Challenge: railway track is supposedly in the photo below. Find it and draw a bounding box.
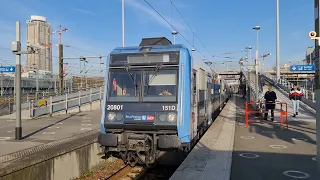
[105,165,146,180]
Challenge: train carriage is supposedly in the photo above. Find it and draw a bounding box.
[98,37,230,167]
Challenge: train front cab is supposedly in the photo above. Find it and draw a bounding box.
[98,45,192,167]
[98,44,231,166]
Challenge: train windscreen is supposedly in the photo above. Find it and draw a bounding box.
[108,71,141,102]
[143,69,177,102]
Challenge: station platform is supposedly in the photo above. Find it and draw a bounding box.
[170,96,236,180]
[0,110,101,163]
[170,90,317,179]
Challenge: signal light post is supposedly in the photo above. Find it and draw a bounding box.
[11,21,43,140]
[253,26,260,102]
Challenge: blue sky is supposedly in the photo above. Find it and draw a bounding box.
[0,0,315,75]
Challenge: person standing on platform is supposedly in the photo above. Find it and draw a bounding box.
[264,86,277,121]
[289,85,303,117]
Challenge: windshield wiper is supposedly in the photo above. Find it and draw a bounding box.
[124,66,135,83]
[124,66,137,96]
[145,64,162,95]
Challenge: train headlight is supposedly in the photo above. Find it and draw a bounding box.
[159,114,167,121]
[107,112,116,121]
[167,112,177,122]
[116,113,123,120]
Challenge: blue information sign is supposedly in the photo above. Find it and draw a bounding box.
[290,65,315,72]
[0,66,15,73]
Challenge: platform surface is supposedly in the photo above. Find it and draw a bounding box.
[170,96,236,180]
[0,110,101,157]
[230,86,317,180]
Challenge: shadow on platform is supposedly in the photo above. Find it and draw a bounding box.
[22,112,85,139]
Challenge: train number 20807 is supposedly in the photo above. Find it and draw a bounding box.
[106,105,123,110]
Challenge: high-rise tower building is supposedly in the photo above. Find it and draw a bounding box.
[26,15,52,72]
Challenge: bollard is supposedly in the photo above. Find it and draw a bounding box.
[79,91,81,112]
[30,100,34,118]
[8,97,11,114]
[90,89,92,110]
[50,96,53,116]
[65,93,68,114]
[99,87,102,109]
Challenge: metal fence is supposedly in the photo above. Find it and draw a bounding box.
[29,87,104,118]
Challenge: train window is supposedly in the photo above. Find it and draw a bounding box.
[193,72,196,94]
[143,70,177,102]
[198,90,205,108]
[199,69,206,90]
[108,71,141,102]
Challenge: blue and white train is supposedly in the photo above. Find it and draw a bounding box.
[98,37,231,167]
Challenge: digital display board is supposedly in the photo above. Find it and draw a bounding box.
[110,51,179,65]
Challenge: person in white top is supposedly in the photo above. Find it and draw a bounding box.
[289,85,303,117]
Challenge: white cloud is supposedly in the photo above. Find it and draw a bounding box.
[73,8,96,15]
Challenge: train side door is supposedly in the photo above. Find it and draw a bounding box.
[191,70,198,141]
[219,79,222,109]
[207,76,212,125]
[198,69,206,127]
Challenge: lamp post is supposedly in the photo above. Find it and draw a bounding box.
[253,26,260,102]
[261,53,271,74]
[276,0,280,82]
[11,21,45,140]
[122,0,125,47]
[245,46,252,63]
[172,31,178,44]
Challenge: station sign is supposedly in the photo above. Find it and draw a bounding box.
[0,66,15,73]
[290,65,315,72]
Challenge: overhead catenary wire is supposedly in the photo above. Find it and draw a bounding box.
[63,44,103,56]
[169,0,215,60]
[169,1,245,60]
[143,0,207,60]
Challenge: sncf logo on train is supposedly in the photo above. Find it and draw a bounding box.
[125,113,156,121]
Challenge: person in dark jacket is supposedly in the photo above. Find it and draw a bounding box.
[264,86,277,121]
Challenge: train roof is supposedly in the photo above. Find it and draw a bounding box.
[110,44,189,54]
[109,44,217,77]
